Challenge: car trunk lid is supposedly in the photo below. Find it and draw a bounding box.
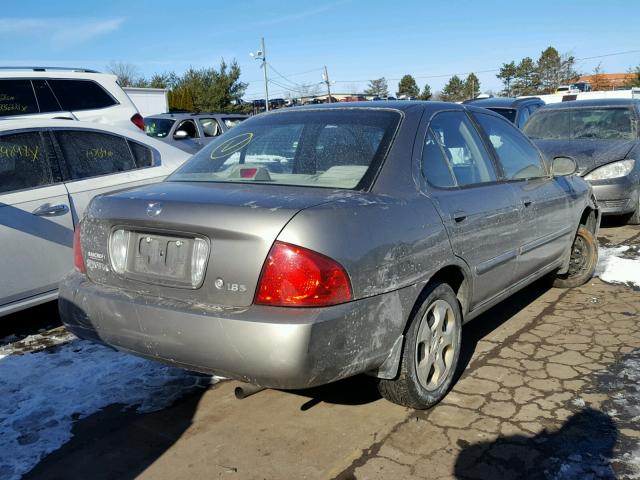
[81,181,334,307]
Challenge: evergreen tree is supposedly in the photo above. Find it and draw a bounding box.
[364,77,389,97]
[440,75,465,102]
[497,61,517,96]
[463,73,480,99]
[512,57,540,96]
[537,47,562,93]
[418,83,432,100]
[397,74,420,98]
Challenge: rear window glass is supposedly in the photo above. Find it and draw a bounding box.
[0,132,52,193]
[487,108,517,123]
[168,109,401,190]
[48,80,117,111]
[524,107,635,140]
[0,79,38,117]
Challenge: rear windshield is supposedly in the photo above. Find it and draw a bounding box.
[524,107,636,140]
[144,118,175,138]
[167,109,401,190]
[487,108,517,123]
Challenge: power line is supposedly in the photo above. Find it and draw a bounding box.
[242,48,640,99]
[265,62,305,88]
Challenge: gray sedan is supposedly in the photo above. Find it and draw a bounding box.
[524,99,640,224]
[59,102,599,409]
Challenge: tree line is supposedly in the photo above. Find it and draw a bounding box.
[365,46,640,103]
[107,60,249,112]
[109,46,640,113]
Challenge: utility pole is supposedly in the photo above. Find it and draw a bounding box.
[322,65,332,103]
[261,37,269,111]
[250,37,269,112]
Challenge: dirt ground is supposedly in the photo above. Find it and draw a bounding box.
[7,222,640,480]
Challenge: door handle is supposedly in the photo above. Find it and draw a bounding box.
[522,197,533,207]
[452,210,467,223]
[33,203,69,217]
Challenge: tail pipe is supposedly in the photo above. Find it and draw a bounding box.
[234,382,266,399]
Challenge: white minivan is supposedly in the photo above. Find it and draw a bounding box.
[0,67,145,132]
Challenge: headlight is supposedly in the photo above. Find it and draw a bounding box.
[585,159,635,180]
[109,229,130,274]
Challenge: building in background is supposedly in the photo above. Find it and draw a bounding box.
[123,87,169,116]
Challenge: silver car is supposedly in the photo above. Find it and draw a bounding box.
[0,119,189,316]
[59,102,599,409]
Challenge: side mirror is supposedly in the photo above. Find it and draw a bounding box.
[174,130,189,140]
[551,156,577,176]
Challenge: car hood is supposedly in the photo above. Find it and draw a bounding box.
[533,139,636,175]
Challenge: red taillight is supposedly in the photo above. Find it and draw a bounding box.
[255,241,352,307]
[73,223,86,273]
[131,113,144,130]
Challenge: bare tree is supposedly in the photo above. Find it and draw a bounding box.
[106,61,141,87]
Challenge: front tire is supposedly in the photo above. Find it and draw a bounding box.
[378,283,462,409]
[625,195,640,225]
[553,226,598,288]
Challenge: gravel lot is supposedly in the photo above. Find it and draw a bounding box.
[1,222,638,480]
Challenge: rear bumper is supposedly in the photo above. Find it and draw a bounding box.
[59,272,410,389]
[590,177,638,215]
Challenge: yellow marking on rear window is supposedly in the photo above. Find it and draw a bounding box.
[210,132,254,159]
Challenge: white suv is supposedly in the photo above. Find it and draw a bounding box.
[0,67,144,132]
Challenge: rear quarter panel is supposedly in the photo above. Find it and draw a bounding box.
[277,193,452,302]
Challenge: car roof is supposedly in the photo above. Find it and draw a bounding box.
[147,112,249,119]
[463,97,542,108]
[538,98,640,110]
[270,100,465,114]
[0,68,118,82]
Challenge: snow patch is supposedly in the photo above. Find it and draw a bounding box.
[0,339,213,480]
[595,246,640,288]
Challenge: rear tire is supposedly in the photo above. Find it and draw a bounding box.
[552,226,598,288]
[377,283,462,409]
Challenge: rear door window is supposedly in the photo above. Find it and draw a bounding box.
[429,111,498,186]
[0,79,38,117]
[175,119,199,138]
[474,112,546,179]
[199,118,222,137]
[55,130,137,180]
[48,80,117,111]
[32,80,62,113]
[421,130,456,188]
[0,132,52,193]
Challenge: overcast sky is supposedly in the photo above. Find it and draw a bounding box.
[1,0,638,99]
